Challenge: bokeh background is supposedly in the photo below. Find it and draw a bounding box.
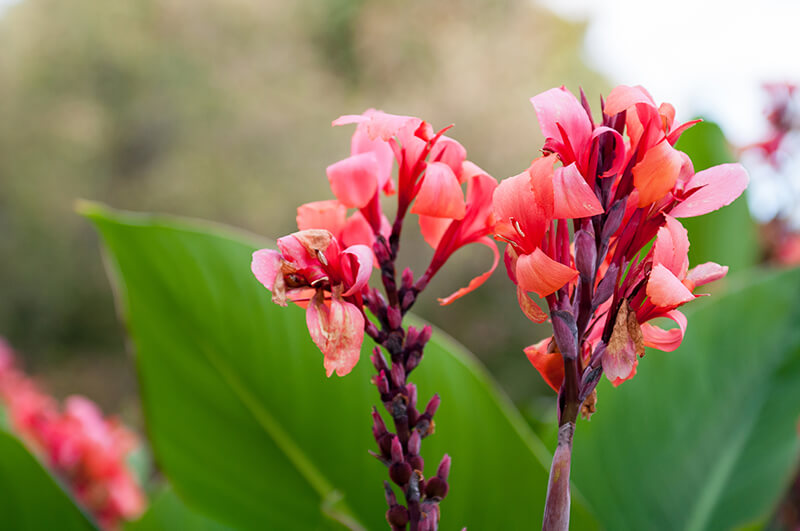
[1,1,799,524]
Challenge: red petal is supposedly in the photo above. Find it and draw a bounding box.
[524,338,563,392]
[670,163,749,218]
[646,263,695,308]
[653,215,690,278]
[516,248,578,297]
[306,295,364,377]
[326,153,379,208]
[552,163,604,218]
[437,237,499,305]
[633,140,684,207]
[641,310,687,352]
[493,163,550,252]
[410,162,466,219]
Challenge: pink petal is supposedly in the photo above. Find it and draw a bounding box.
[603,85,657,116]
[430,136,467,181]
[251,249,283,292]
[352,126,395,193]
[437,237,499,305]
[410,162,466,219]
[632,139,684,207]
[530,86,592,157]
[326,153,380,209]
[333,109,420,141]
[646,263,695,308]
[528,156,555,217]
[296,200,347,235]
[341,244,374,296]
[653,215,690,278]
[524,337,563,392]
[552,163,604,219]
[340,211,374,249]
[418,214,452,249]
[306,296,365,377]
[670,163,749,218]
[641,310,687,352]
[460,160,490,183]
[516,248,578,297]
[685,262,728,290]
[667,119,702,146]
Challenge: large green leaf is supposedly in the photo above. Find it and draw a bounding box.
[572,267,800,530]
[126,486,233,531]
[82,203,598,530]
[674,121,760,271]
[0,426,97,530]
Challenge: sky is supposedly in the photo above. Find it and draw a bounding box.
[538,0,800,145]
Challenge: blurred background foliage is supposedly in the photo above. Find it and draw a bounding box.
[0,0,607,413]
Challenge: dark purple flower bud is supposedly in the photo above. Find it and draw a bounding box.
[551,310,578,360]
[384,480,399,505]
[373,239,391,264]
[418,503,440,530]
[592,263,618,310]
[376,370,390,395]
[390,362,406,389]
[390,436,403,464]
[371,347,389,373]
[574,230,597,281]
[405,351,421,374]
[410,455,424,471]
[390,461,413,486]
[406,383,417,409]
[405,326,419,347]
[436,454,451,479]
[387,306,402,330]
[425,394,440,417]
[402,290,416,311]
[401,267,415,290]
[418,325,433,346]
[372,407,388,437]
[386,505,410,529]
[408,430,421,456]
[424,477,449,501]
[601,199,626,242]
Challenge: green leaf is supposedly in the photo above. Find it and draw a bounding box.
[674,121,760,271]
[572,267,800,530]
[126,486,233,531]
[0,426,97,530]
[81,203,598,530]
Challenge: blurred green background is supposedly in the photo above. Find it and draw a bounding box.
[0,0,606,415]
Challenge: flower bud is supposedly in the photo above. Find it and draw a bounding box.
[371,347,389,373]
[408,430,421,456]
[387,306,402,330]
[401,267,415,291]
[376,370,390,396]
[390,362,406,389]
[424,394,440,417]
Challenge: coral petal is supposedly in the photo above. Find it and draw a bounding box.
[633,140,684,207]
[438,237,499,305]
[654,215,690,278]
[531,87,592,156]
[517,286,547,323]
[552,163,604,218]
[341,244,374,296]
[296,200,347,234]
[647,264,695,308]
[685,262,728,289]
[524,338,563,392]
[410,162,466,219]
[641,310,687,351]
[604,85,656,116]
[516,248,578,297]
[307,296,364,377]
[251,249,283,292]
[418,215,452,249]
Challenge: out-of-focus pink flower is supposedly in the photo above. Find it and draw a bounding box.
[251,229,372,376]
[0,339,146,529]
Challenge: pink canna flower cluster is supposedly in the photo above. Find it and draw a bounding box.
[252,109,498,378]
[0,338,146,530]
[493,85,748,394]
[251,109,499,530]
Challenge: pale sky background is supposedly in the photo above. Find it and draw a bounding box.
[537,0,800,146]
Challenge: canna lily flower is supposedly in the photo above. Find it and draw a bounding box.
[296,199,388,251]
[492,154,603,313]
[416,163,500,304]
[251,229,373,377]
